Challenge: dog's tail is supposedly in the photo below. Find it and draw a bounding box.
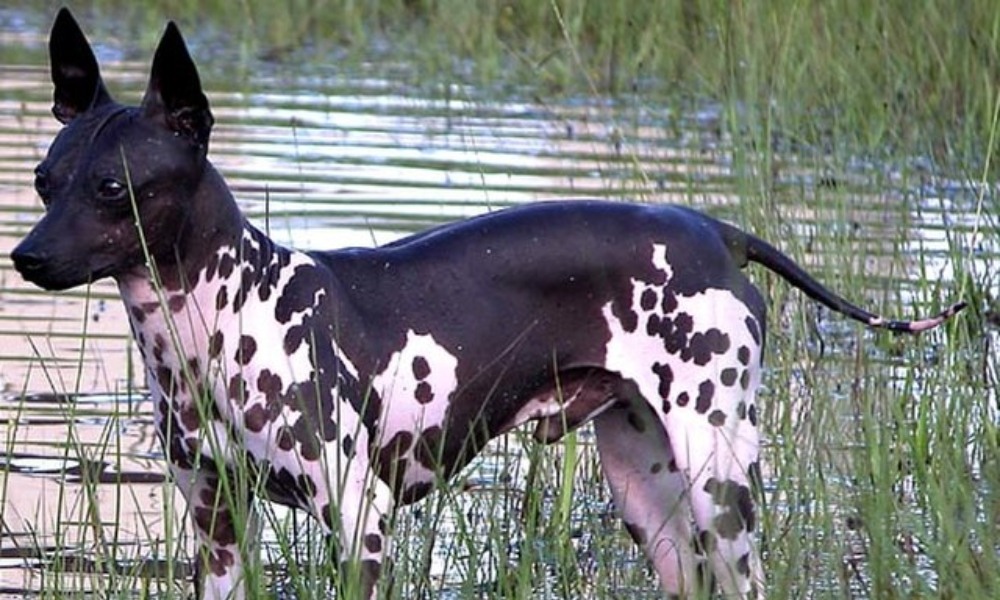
[715,219,966,333]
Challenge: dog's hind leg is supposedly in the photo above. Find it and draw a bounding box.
[656,352,765,598]
[594,398,704,596]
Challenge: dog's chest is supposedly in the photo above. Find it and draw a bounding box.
[119,237,371,487]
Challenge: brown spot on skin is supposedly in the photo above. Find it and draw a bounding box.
[244,403,268,433]
[708,409,726,426]
[218,253,236,279]
[167,294,186,313]
[411,356,431,380]
[737,553,751,576]
[215,286,228,311]
[275,425,295,451]
[640,288,657,311]
[209,331,224,358]
[736,401,747,420]
[186,358,201,379]
[193,507,237,548]
[695,380,714,413]
[414,381,434,404]
[235,335,257,365]
[298,433,322,462]
[141,301,159,314]
[257,369,283,404]
[703,477,755,538]
[676,392,690,407]
[206,547,235,577]
[364,533,382,554]
[155,366,177,394]
[129,304,146,324]
[740,369,751,390]
[748,404,758,426]
[651,462,663,474]
[205,250,221,282]
[179,402,201,431]
[153,333,167,363]
[720,368,738,386]
[737,346,751,365]
[228,375,249,406]
[652,362,672,398]
[683,329,731,365]
[661,290,678,313]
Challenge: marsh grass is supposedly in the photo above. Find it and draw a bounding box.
[2,0,998,598]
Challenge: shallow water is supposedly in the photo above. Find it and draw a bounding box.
[0,6,996,599]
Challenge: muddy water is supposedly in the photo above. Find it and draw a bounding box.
[0,8,994,599]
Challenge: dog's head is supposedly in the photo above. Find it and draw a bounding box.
[10,8,215,291]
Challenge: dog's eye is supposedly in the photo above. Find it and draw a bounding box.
[97,177,127,201]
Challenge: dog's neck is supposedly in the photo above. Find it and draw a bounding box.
[115,163,291,380]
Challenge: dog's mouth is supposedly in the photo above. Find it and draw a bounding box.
[10,248,111,291]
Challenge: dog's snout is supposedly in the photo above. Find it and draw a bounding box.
[10,244,48,274]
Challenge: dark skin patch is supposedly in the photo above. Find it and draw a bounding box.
[639,288,657,311]
[720,368,738,386]
[208,330,224,358]
[682,328,731,366]
[737,345,751,365]
[167,294,186,312]
[206,547,235,578]
[695,380,715,413]
[676,391,690,407]
[129,304,146,323]
[227,374,249,406]
[414,381,434,404]
[235,334,257,365]
[652,362,672,398]
[364,533,382,554]
[708,409,727,426]
[737,552,751,577]
[411,356,431,380]
[215,285,228,310]
[703,477,755,539]
[748,404,758,426]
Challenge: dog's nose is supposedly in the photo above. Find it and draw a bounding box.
[10,246,48,274]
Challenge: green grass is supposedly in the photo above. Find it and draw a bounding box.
[1,0,998,598]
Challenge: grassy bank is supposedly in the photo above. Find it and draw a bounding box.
[15,0,999,176]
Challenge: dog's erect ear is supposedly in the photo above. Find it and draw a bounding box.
[141,22,214,148]
[49,8,113,124]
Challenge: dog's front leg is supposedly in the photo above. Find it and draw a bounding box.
[172,464,258,600]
